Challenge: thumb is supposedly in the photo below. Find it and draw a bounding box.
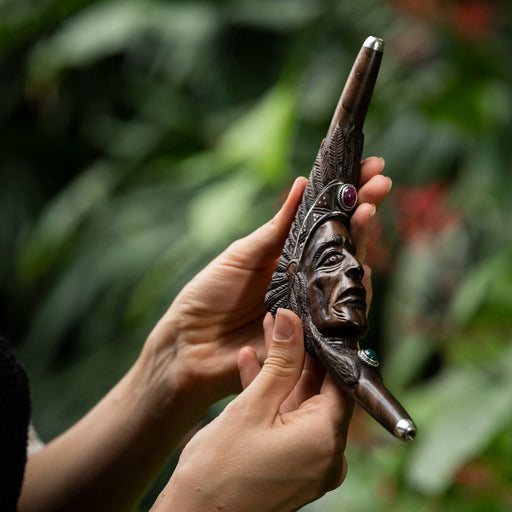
[248,309,305,415]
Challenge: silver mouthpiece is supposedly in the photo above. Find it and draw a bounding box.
[363,36,385,52]
[394,418,417,442]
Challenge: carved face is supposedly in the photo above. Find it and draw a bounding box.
[301,218,367,339]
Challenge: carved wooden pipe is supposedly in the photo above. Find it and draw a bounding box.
[265,37,416,441]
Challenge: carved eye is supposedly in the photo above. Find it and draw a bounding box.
[317,251,344,269]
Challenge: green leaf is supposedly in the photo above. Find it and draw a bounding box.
[188,170,261,250]
[18,161,123,280]
[27,0,218,85]
[218,82,297,184]
[406,344,512,495]
[449,252,512,327]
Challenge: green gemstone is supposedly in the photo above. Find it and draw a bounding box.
[358,348,380,367]
[363,348,378,363]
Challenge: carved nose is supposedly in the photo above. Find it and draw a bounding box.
[346,256,364,280]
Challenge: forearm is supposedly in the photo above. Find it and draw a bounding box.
[18,354,205,512]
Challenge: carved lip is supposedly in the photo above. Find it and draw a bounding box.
[334,287,366,309]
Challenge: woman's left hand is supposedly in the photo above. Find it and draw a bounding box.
[140,157,390,416]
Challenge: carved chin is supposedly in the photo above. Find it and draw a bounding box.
[332,305,366,335]
[331,303,366,322]
[316,306,367,338]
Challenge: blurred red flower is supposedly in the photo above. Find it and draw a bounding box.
[393,181,461,244]
[453,459,496,489]
[455,0,494,40]
[391,0,446,19]
[366,214,393,274]
[390,0,495,41]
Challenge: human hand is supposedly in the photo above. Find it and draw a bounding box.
[152,309,353,512]
[140,157,390,415]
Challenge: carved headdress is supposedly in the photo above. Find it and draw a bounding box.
[265,121,362,321]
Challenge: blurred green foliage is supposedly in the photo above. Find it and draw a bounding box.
[1,0,512,510]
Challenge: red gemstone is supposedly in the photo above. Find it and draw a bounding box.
[343,186,357,208]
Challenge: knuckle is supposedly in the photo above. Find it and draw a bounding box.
[263,355,297,380]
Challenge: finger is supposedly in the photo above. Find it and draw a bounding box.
[278,392,298,414]
[225,177,308,269]
[278,357,326,413]
[362,264,373,316]
[320,374,355,430]
[247,309,305,415]
[263,312,274,354]
[265,311,308,413]
[357,174,392,209]
[238,346,262,389]
[359,156,385,187]
[294,354,326,405]
[350,203,376,262]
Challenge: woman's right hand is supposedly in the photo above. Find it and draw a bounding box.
[152,308,353,512]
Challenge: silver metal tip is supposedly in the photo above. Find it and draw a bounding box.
[363,36,385,52]
[394,419,417,442]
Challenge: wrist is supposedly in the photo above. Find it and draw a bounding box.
[152,462,227,512]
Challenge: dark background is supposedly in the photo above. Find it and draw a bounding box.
[1,1,512,510]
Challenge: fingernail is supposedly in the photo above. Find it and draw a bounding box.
[386,176,393,191]
[273,309,295,341]
[378,156,386,167]
[370,204,377,218]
